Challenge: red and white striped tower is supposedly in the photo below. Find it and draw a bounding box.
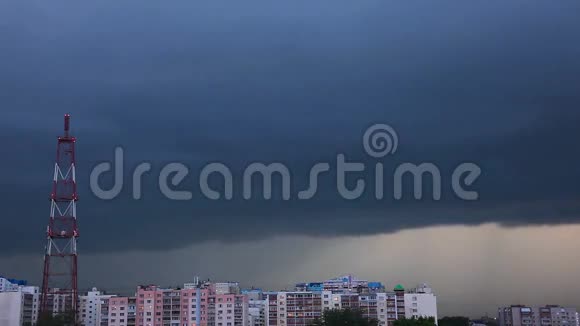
[40,114,79,321]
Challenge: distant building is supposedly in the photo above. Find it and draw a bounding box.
[214,283,241,295]
[274,276,437,326]
[242,289,263,301]
[107,296,137,326]
[100,297,112,326]
[79,288,117,326]
[404,284,437,322]
[245,290,266,326]
[0,280,40,326]
[43,289,75,318]
[295,275,385,294]
[498,305,579,326]
[320,287,406,326]
[266,291,323,326]
[0,277,27,293]
[135,282,249,326]
[0,291,24,326]
[265,283,412,326]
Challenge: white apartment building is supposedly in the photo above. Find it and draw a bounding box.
[79,287,117,326]
[404,284,437,322]
[0,278,20,293]
[0,284,40,326]
[0,291,23,326]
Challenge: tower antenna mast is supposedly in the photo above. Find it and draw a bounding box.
[40,114,79,323]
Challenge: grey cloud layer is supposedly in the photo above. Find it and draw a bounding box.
[0,0,579,255]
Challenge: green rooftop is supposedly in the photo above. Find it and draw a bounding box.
[394,284,405,291]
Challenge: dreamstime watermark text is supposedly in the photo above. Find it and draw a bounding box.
[90,124,481,201]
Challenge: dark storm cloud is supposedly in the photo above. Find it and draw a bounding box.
[0,0,579,255]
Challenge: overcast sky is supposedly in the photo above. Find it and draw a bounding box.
[0,0,579,317]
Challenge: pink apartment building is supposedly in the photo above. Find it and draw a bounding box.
[109,297,129,326]
[135,284,249,326]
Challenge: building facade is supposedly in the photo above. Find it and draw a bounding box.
[265,283,416,326]
[498,305,579,326]
[107,296,137,326]
[266,291,323,326]
[0,279,40,326]
[243,289,266,326]
[135,283,249,326]
[0,277,27,293]
[404,284,437,322]
[79,288,118,326]
[296,275,385,294]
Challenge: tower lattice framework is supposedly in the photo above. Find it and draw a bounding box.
[40,114,79,322]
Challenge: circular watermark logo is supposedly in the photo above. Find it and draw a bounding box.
[363,124,398,158]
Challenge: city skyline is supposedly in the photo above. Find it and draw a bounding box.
[1,274,442,326]
[4,223,580,317]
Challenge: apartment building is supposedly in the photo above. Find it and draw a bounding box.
[264,281,412,326]
[79,288,118,326]
[318,285,405,326]
[241,289,266,326]
[106,296,137,326]
[248,300,266,326]
[135,283,248,326]
[296,275,385,294]
[0,277,27,293]
[540,306,579,326]
[215,283,241,295]
[43,289,75,318]
[404,284,437,322]
[21,286,41,325]
[498,305,579,326]
[266,291,323,326]
[101,297,113,326]
[0,279,40,326]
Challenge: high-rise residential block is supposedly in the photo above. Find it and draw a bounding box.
[0,278,40,326]
[79,288,117,326]
[498,305,579,326]
[135,282,248,326]
[404,284,437,322]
